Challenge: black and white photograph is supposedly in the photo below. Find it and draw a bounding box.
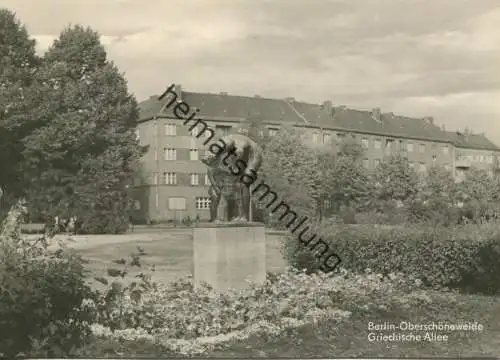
[1,0,500,358]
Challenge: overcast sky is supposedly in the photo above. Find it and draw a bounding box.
[4,0,500,143]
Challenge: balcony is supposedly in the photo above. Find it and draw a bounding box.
[455,159,471,169]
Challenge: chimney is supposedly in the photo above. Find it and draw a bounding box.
[254,94,261,98]
[174,84,182,102]
[371,107,381,122]
[285,97,295,102]
[219,92,228,95]
[322,100,332,113]
[423,116,434,125]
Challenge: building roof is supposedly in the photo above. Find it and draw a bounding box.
[138,87,495,146]
[289,101,448,142]
[445,131,500,151]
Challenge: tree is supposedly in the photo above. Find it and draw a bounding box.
[371,154,419,211]
[22,25,146,233]
[0,9,39,207]
[261,127,319,221]
[326,138,370,217]
[458,167,500,222]
[260,129,370,225]
[409,164,459,225]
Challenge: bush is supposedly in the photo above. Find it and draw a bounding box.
[283,222,500,295]
[0,201,96,358]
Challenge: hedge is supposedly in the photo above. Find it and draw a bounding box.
[283,223,500,295]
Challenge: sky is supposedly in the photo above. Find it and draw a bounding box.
[3,0,500,144]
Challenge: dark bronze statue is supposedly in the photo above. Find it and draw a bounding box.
[201,134,263,223]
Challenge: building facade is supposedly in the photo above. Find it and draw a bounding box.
[131,85,500,222]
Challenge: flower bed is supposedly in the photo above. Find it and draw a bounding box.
[88,268,427,355]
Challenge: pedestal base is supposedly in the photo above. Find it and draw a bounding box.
[193,222,266,292]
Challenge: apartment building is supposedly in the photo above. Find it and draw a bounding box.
[446,131,500,181]
[131,85,500,222]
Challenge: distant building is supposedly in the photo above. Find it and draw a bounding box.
[446,130,500,182]
[131,85,500,222]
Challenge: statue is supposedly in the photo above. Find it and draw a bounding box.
[201,134,263,223]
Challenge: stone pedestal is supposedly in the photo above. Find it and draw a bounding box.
[193,222,266,292]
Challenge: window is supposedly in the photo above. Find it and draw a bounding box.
[374,139,381,149]
[385,139,393,154]
[479,155,484,162]
[419,163,426,172]
[259,129,265,137]
[190,149,199,160]
[441,145,449,155]
[154,148,158,161]
[361,138,369,148]
[155,191,159,208]
[135,129,140,141]
[399,140,407,151]
[164,124,176,136]
[363,158,369,168]
[312,132,320,144]
[196,197,211,210]
[163,172,176,185]
[323,133,332,144]
[216,125,231,136]
[444,165,450,171]
[169,197,186,210]
[268,128,278,137]
[205,173,211,185]
[407,142,414,152]
[487,155,494,163]
[164,148,176,160]
[238,128,249,135]
[432,155,437,162]
[336,132,346,140]
[419,143,426,153]
[152,172,158,185]
[374,159,381,167]
[323,199,332,209]
[134,200,141,210]
[190,173,199,186]
[409,162,415,169]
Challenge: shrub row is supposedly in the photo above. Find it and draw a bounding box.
[284,222,500,295]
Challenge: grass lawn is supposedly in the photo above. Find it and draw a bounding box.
[208,292,500,358]
[64,228,286,288]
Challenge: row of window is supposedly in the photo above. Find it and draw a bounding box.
[135,197,212,211]
[456,153,494,163]
[139,123,280,139]
[155,148,200,161]
[150,172,211,186]
[158,146,493,165]
[138,126,496,166]
[311,132,451,155]
[362,159,451,172]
